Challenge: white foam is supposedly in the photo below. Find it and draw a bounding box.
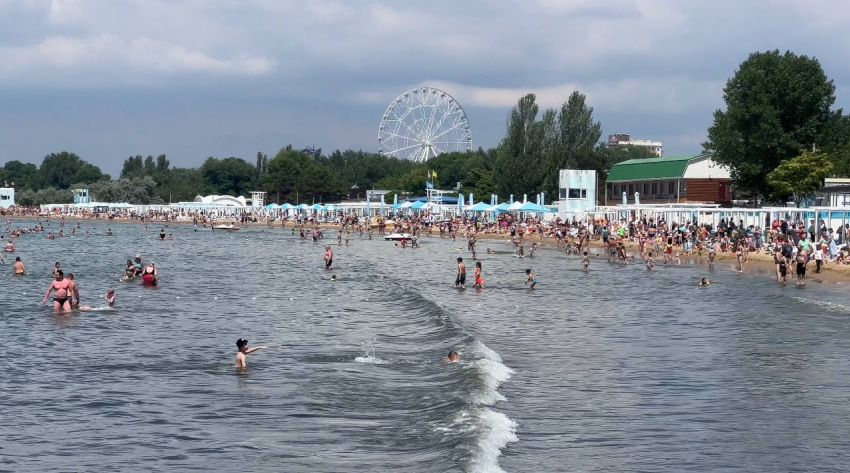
[468,408,519,473]
[354,355,387,364]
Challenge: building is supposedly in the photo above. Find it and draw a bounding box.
[558,170,597,216]
[818,178,850,207]
[250,191,267,208]
[73,188,90,204]
[0,187,15,208]
[605,154,731,205]
[607,133,663,157]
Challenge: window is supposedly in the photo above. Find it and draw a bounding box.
[559,188,567,199]
[628,184,634,194]
[568,189,581,199]
[643,183,648,195]
[581,189,587,198]
[0,195,8,200]
[668,181,675,195]
[613,185,618,194]
[652,182,657,195]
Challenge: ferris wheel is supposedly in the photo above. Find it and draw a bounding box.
[378,87,473,162]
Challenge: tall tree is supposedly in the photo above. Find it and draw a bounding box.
[201,157,256,196]
[543,91,602,196]
[36,152,107,189]
[495,94,546,198]
[704,50,838,202]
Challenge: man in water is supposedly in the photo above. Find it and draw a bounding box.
[525,269,537,289]
[13,256,26,275]
[159,229,166,240]
[66,273,80,309]
[454,257,466,288]
[235,338,266,368]
[43,270,72,312]
[444,351,460,363]
[324,245,333,270]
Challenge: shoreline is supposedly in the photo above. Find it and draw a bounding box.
[10,214,850,285]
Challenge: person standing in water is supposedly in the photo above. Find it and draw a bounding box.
[324,246,333,270]
[582,252,589,272]
[454,257,466,288]
[43,270,72,312]
[525,269,537,289]
[159,229,166,240]
[13,257,26,275]
[796,245,808,286]
[235,338,266,368]
[473,262,483,288]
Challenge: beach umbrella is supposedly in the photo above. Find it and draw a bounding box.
[325,205,338,212]
[507,201,523,212]
[400,201,414,209]
[393,194,398,206]
[380,194,385,215]
[312,203,324,211]
[458,194,464,213]
[280,203,293,210]
[622,192,627,205]
[469,202,490,212]
[410,201,426,210]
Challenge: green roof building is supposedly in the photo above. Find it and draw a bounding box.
[605,154,731,205]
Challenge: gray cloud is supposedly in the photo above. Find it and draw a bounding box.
[0,0,848,174]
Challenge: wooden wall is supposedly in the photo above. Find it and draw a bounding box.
[685,179,730,203]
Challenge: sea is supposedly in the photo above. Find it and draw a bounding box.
[1,219,850,472]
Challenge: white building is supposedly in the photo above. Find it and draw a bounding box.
[558,170,597,217]
[607,133,663,157]
[194,194,248,207]
[0,187,15,208]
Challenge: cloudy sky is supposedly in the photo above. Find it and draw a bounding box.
[1,0,849,175]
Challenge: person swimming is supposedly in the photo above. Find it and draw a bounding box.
[235,338,266,368]
[331,275,337,281]
[444,350,460,363]
[13,256,26,275]
[699,277,712,286]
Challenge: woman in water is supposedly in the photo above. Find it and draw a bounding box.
[141,262,158,286]
[43,270,72,312]
[473,262,484,288]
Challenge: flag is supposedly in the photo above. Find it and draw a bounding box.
[432,170,438,179]
[425,181,434,189]
[427,170,432,179]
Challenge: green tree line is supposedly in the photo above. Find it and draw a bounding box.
[6,49,850,208]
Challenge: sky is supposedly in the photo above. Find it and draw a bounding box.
[1,0,850,175]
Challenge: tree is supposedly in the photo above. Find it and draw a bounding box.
[1,160,38,189]
[767,150,833,207]
[201,157,256,196]
[120,155,145,179]
[542,91,602,196]
[704,50,838,202]
[495,94,548,198]
[157,167,207,203]
[35,152,107,190]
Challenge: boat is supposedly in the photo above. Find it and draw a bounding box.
[213,224,240,231]
[384,233,412,241]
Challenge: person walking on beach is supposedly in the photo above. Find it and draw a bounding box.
[324,245,333,270]
[454,257,466,288]
[235,338,266,368]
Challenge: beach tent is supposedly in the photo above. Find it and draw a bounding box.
[399,201,414,209]
[468,202,491,212]
[280,203,294,210]
[410,201,426,210]
[507,201,524,212]
[325,205,339,212]
[519,202,545,212]
[312,204,324,211]
[295,204,309,210]
[265,203,279,209]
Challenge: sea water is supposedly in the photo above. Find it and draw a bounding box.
[2,220,850,472]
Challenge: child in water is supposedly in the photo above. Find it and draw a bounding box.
[473,262,484,288]
[525,269,537,289]
[582,252,589,272]
[235,338,267,368]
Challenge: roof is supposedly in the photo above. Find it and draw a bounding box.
[606,154,705,182]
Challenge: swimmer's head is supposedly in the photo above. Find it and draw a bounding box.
[67,273,74,280]
[236,338,248,350]
[55,270,63,279]
[54,262,60,267]
[525,269,531,274]
[107,289,115,295]
[457,257,463,262]
[584,252,588,256]
[15,256,20,261]
[447,351,459,361]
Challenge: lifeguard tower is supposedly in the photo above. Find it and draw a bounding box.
[250,191,266,208]
[0,187,15,208]
[73,188,90,204]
